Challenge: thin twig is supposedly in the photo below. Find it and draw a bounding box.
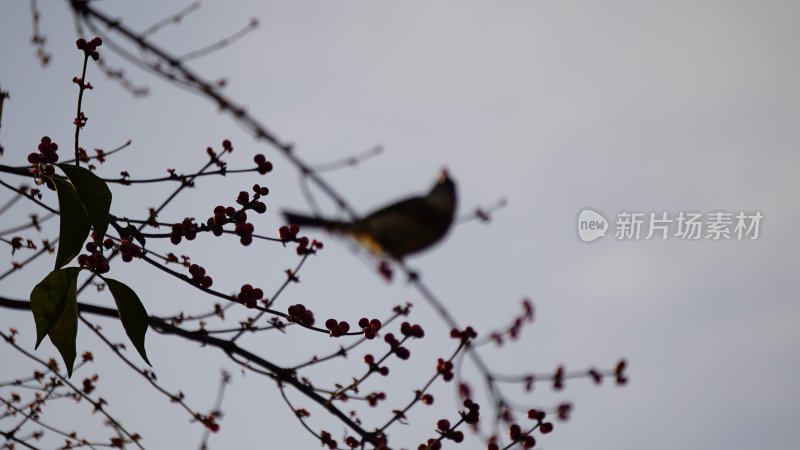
[73,52,91,166]
[142,2,201,38]
[179,18,258,62]
[29,0,51,66]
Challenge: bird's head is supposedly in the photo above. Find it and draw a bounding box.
[429,168,457,214]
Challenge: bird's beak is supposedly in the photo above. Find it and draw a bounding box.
[438,167,449,183]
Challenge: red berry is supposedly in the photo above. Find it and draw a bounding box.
[395,347,410,360]
[508,424,522,440]
[258,161,273,173]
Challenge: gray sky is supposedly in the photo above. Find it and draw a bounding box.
[1,1,799,449]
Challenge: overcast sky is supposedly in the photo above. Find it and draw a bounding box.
[1,1,799,449]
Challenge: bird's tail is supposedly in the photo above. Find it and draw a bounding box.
[283,211,348,230]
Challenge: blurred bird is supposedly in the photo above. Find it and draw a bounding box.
[283,170,457,260]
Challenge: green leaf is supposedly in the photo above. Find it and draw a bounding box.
[48,291,79,377]
[53,177,92,269]
[30,267,81,377]
[30,267,81,348]
[106,278,151,365]
[58,164,112,246]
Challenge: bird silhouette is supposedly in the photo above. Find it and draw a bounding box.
[283,170,457,260]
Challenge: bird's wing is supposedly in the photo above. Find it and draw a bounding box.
[283,211,349,230]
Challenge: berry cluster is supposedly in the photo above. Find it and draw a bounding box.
[384,333,411,360]
[208,207,235,235]
[420,392,435,405]
[113,238,143,263]
[233,215,255,245]
[484,409,554,450]
[436,358,454,382]
[278,225,299,242]
[171,218,198,245]
[206,140,232,169]
[81,375,98,395]
[449,326,478,342]
[296,237,312,255]
[358,317,382,339]
[417,402,479,449]
[236,284,264,308]
[77,242,109,274]
[82,378,95,395]
[27,136,59,165]
[527,408,547,422]
[188,264,213,288]
[363,354,389,376]
[27,136,59,179]
[287,304,315,326]
[462,399,480,424]
[202,184,269,246]
[198,414,220,433]
[75,37,102,60]
[324,318,351,337]
[419,438,442,450]
[301,238,322,255]
[319,431,337,449]
[236,188,268,213]
[400,321,425,339]
[435,419,465,444]
[507,424,537,448]
[279,225,323,255]
[253,154,273,174]
[365,391,386,407]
